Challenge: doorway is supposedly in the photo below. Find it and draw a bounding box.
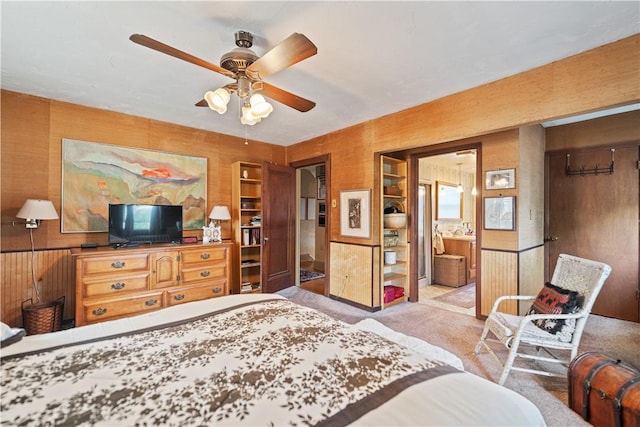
[415,149,478,316]
[291,155,331,296]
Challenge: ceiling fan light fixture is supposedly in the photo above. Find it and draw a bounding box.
[241,105,261,125]
[249,94,273,118]
[204,88,231,114]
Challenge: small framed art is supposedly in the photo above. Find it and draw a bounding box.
[340,189,371,238]
[484,196,516,231]
[485,168,516,190]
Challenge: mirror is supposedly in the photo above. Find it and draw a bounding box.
[436,181,463,220]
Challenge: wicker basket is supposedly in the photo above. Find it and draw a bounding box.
[22,296,64,336]
[434,255,466,287]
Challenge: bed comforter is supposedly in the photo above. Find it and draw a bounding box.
[1,294,545,426]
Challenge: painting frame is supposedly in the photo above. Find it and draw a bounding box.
[317,176,326,200]
[61,138,207,233]
[483,196,516,231]
[485,168,516,190]
[340,189,371,238]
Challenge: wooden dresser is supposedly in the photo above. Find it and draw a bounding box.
[72,243,232,326]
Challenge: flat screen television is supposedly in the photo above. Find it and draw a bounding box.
[108,204,183,246]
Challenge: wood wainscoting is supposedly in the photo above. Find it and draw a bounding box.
[1,249,75,327]
[329,242,381,309]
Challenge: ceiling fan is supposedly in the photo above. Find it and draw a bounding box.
[129,31,317,124]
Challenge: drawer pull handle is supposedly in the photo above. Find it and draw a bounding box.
[173,294,185,301]
[212,287,222,294]
[200,270,210,277]
[111,282,126,290]
[111,261,126,269]
[92,307,107,316]
[145,299,158,307]
[200,253,210,260]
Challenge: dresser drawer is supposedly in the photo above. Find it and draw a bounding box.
[181,264,227,284]
[180,246,228,266]
[80,253,150,276]
[82,291,163,324]
[82,273,149,298]
[166,280,227,306]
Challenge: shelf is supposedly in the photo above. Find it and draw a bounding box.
[384,295,407,308]
[233,161,263,294]
[383,272,406,282]
[380,155,408,310]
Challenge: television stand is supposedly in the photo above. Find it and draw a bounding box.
[72,243,232,326]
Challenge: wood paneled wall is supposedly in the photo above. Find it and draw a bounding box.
[1,249,74,326]
[1,91,287,326]
[1,90,287,253]
[480,250,518,315]
[329,242,380,308]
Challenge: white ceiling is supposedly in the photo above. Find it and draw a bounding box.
[2,1,638,147]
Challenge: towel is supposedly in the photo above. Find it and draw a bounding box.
[433,233,445,255]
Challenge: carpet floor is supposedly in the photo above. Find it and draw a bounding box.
[277,285,640,427]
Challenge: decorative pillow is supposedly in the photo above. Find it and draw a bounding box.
[1,322,26,347]
[527,282,579,341]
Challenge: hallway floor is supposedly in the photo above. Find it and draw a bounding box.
[418,283,475,316]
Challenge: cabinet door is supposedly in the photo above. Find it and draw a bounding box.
[151,252,179,288]
[469,241,477,282]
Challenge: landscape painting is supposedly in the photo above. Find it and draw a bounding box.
[62,139,207,232]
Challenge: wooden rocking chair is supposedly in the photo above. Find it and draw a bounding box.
[474,254,612,385]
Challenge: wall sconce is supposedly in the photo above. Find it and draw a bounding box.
[203,205,231,243]
[15,199,59,228]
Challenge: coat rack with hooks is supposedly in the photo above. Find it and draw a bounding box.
[565,148,615,176]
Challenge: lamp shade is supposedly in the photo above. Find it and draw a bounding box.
[209,205,231,220]
[249,94,273,118]
[16,199,59,220]
[204,88,231,114]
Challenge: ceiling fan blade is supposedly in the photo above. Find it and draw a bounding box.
[195,99,208,107]
[260,82,315,112]
[130,34,236,79]
[246,33,317,80]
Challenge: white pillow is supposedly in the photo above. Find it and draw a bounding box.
[1,322,26,347]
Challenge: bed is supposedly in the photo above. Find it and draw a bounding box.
[1,294,545,426]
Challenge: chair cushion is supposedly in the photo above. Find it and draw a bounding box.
[527,282,578,340]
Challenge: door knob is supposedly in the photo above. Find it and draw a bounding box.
[544,235,559,242]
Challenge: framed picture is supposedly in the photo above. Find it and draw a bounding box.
[318,214,326,227]
[317,177,326,200]
[62,138,207,232]
[485,168,516,190]
[340,189,371,238]
[484,196,516,230]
